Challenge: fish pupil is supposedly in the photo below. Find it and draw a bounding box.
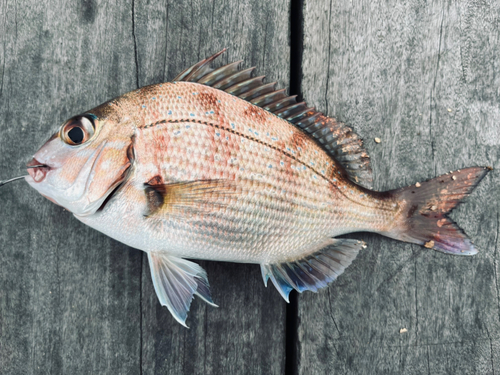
[68,127,84,144]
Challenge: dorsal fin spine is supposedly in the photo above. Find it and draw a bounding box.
[275,102,307,118]
[213,67,255,90]
[225,76,266,96]
[239,82,277,101]
[264,96,298,112]
[250,89,287,107]
[173,48,227,82]
[295,112,322,127]
[197,60,243,86]
[287,108,316,123]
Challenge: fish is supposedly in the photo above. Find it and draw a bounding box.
[10,49,490,327]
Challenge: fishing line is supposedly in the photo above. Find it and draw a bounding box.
[0,175,28,187]
[0,165,46,187]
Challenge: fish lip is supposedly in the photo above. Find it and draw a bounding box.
[27,158,51,183]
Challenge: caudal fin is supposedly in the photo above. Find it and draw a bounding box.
[387,167,491,255]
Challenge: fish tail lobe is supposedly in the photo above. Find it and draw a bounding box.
[385,166,491,255]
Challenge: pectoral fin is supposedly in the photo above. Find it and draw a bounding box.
[147,252,217,327]
[261,238,366,302]
[144,179,238,217]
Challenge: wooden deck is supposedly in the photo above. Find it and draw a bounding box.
[0,0,498,374]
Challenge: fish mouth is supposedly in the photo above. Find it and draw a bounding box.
[27,158,51,183]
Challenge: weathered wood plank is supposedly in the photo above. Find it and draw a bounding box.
[0,0,290,374]
[0,1,142,374]
[134,1,289,374]
[298,0,500,373]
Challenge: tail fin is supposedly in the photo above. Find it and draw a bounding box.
[386,167,491,255]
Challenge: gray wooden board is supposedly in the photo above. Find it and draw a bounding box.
[0,1,142,374]
[2,0,498,373]
[298,0,500,374]
[0,0,289,374]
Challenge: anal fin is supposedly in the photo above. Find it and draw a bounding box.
[261,238,366,302]
[147,252,217,327]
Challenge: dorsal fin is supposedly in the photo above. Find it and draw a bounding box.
[172,50,373,189]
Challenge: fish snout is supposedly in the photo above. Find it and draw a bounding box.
[27,158,51,183]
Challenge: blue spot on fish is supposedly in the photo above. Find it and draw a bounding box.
[178,96,182,99]
[190,113,195,117]
[240,167,244,171]
[231,123,235,129]
[254,132,259,136]
[272,137,278,141]
[142,105,146,108]
[280,161,284,166]
[185,125,190,129]
[167,110,172,115]
[192,92,198,95]
[268,164,272,169]
[215,132,220,137]
[210,110,214,114]
[152,97,156,100]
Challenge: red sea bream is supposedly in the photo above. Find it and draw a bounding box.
[23,50,490,326]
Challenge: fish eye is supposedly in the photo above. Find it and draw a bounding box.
[60,115,95,146]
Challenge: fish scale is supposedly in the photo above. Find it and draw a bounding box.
[21,50,490,326]
[75,82,394,266]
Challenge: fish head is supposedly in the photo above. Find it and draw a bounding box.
[26,109,133,216]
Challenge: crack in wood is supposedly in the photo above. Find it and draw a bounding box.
[132,0,139,89]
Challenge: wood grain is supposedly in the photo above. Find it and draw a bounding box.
[0,1,142,374]
[0,0,289,374]
[2,0,498,374]
[134,1,289,374]
[298,0,500,374]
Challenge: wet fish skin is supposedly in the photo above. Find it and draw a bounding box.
[70,82,394,263]
[22,53,490,326]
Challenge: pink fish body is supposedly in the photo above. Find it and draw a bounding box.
[25,51,490,326]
